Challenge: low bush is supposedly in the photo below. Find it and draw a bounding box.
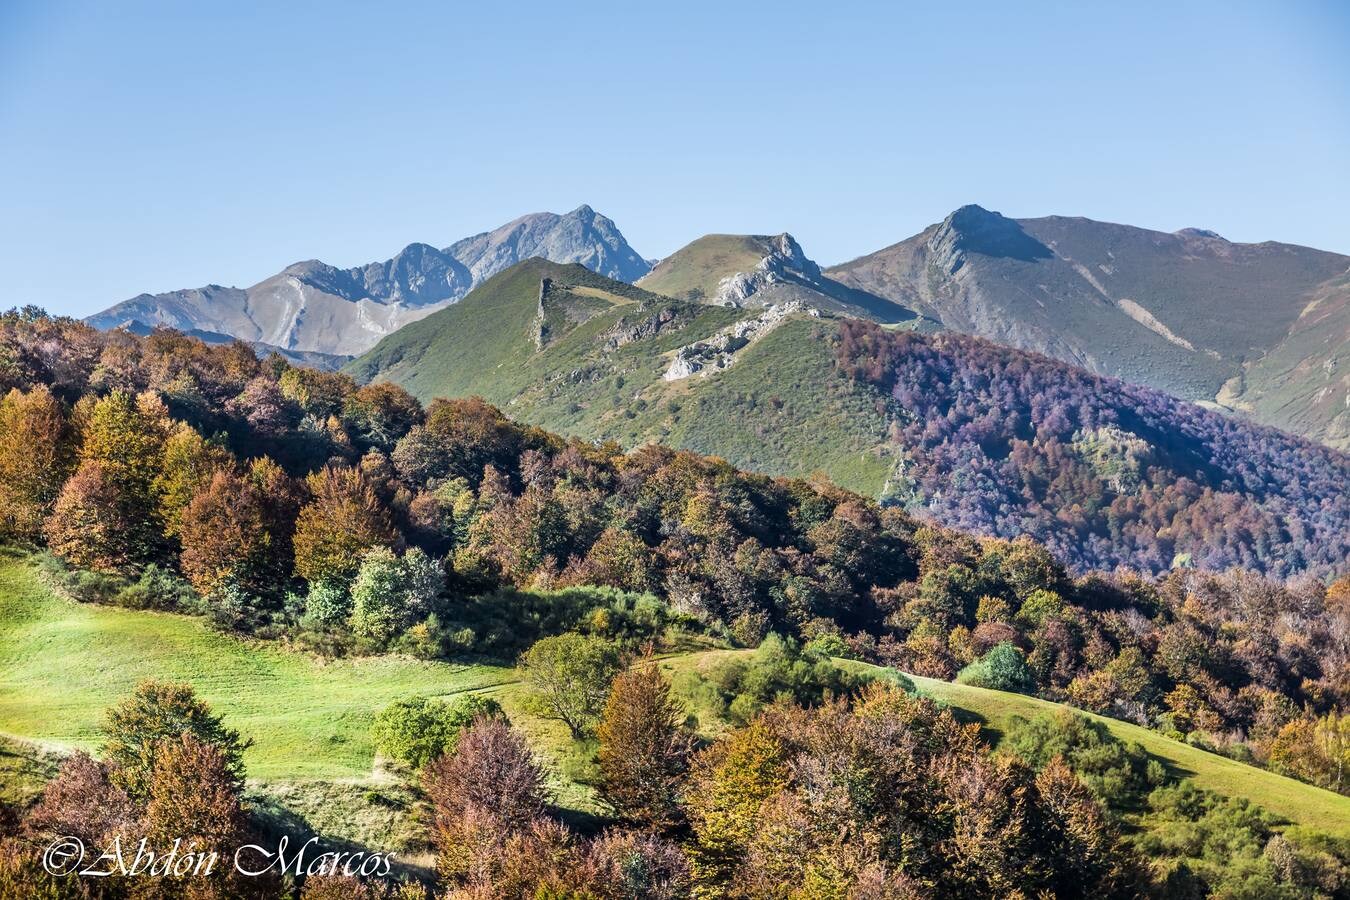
[372,694,504,769]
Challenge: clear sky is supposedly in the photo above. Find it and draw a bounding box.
[2,0,1348,318]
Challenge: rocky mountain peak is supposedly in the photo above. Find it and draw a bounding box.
[445,205,650,286]
[275,245,471,306]
[929,204,1053,273]
[712,233,827,306]
[1176,227,1226,241]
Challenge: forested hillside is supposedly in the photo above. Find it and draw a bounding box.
[3,307,1349,782]
[3,307,1350,896]
[836,321,1350,578]
[347,261,1350,579]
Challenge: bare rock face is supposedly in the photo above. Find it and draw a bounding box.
[604,306,682,350]
[712,233,825,307]
[925,205,1052,276]
[87,206,650,356]
[662,301,817,381]
[446,205,651,286]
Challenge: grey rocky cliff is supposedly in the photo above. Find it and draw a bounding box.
[663,301,819,381]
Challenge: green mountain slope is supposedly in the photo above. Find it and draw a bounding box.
[347,259,897,495]
[1219,272,1350,449]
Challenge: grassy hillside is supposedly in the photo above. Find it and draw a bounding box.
[0,551,514,781]
[348,263,896,496]
[669,650,1350,839]
[906,672,1350,839]
[0,549,608,850]
[1221,272,1350,451]
[5,553,1347,847]
[636,234,774,301]
[345,259,669,401]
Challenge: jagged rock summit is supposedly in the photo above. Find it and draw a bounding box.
[637,232,916,323]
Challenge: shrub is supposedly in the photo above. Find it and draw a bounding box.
[1001,710,1160,808]
[113,563,197,611]
[956,641,1036,694]
[372,694,504,769]
[708,634,873,726]
[302,578,351,629]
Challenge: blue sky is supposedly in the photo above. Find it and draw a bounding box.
[2,1,1348,318]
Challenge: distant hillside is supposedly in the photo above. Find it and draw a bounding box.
[1219,271,1350,449]
[827,205,1350,450]
[116,319,351,371]
[87,205,649,356]
[349,259,1349,578]
[638,232,921,323]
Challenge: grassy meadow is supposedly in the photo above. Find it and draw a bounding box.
[4,548,1350,852]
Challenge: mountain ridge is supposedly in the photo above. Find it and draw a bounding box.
[86,206,650,356]
[637,232,922,323]
[827,205,1350,449]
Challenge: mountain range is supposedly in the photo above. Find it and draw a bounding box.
[87,203,1349,452]
[86,205,650,357]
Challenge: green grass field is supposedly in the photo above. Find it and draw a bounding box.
[903,672,1350,838]
[0,550,519,782]
[4,550,1349,849]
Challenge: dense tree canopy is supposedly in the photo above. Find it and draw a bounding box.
[836,321,1350,579]
[1,309,1348,799]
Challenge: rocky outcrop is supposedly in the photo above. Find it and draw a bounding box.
[603,306,682,350]
[532,278,552,350]
[663,302,818,381]
[712,234,823,307]
[925,205,1052,276]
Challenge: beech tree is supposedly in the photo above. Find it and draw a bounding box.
[144,733,245,848]
[521,633,621,738]
[684,720,789,892]
[178,468,272,597]
[45,459,141,572]
[596,652,689,829]
[101,680,250,801]
[0,385,72,541]
[342,380,423,453]
[292,465,395,585]
[47,390,170,568]
[24,751,135,848]
[154,422,232,538]
[425,717,549,880]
